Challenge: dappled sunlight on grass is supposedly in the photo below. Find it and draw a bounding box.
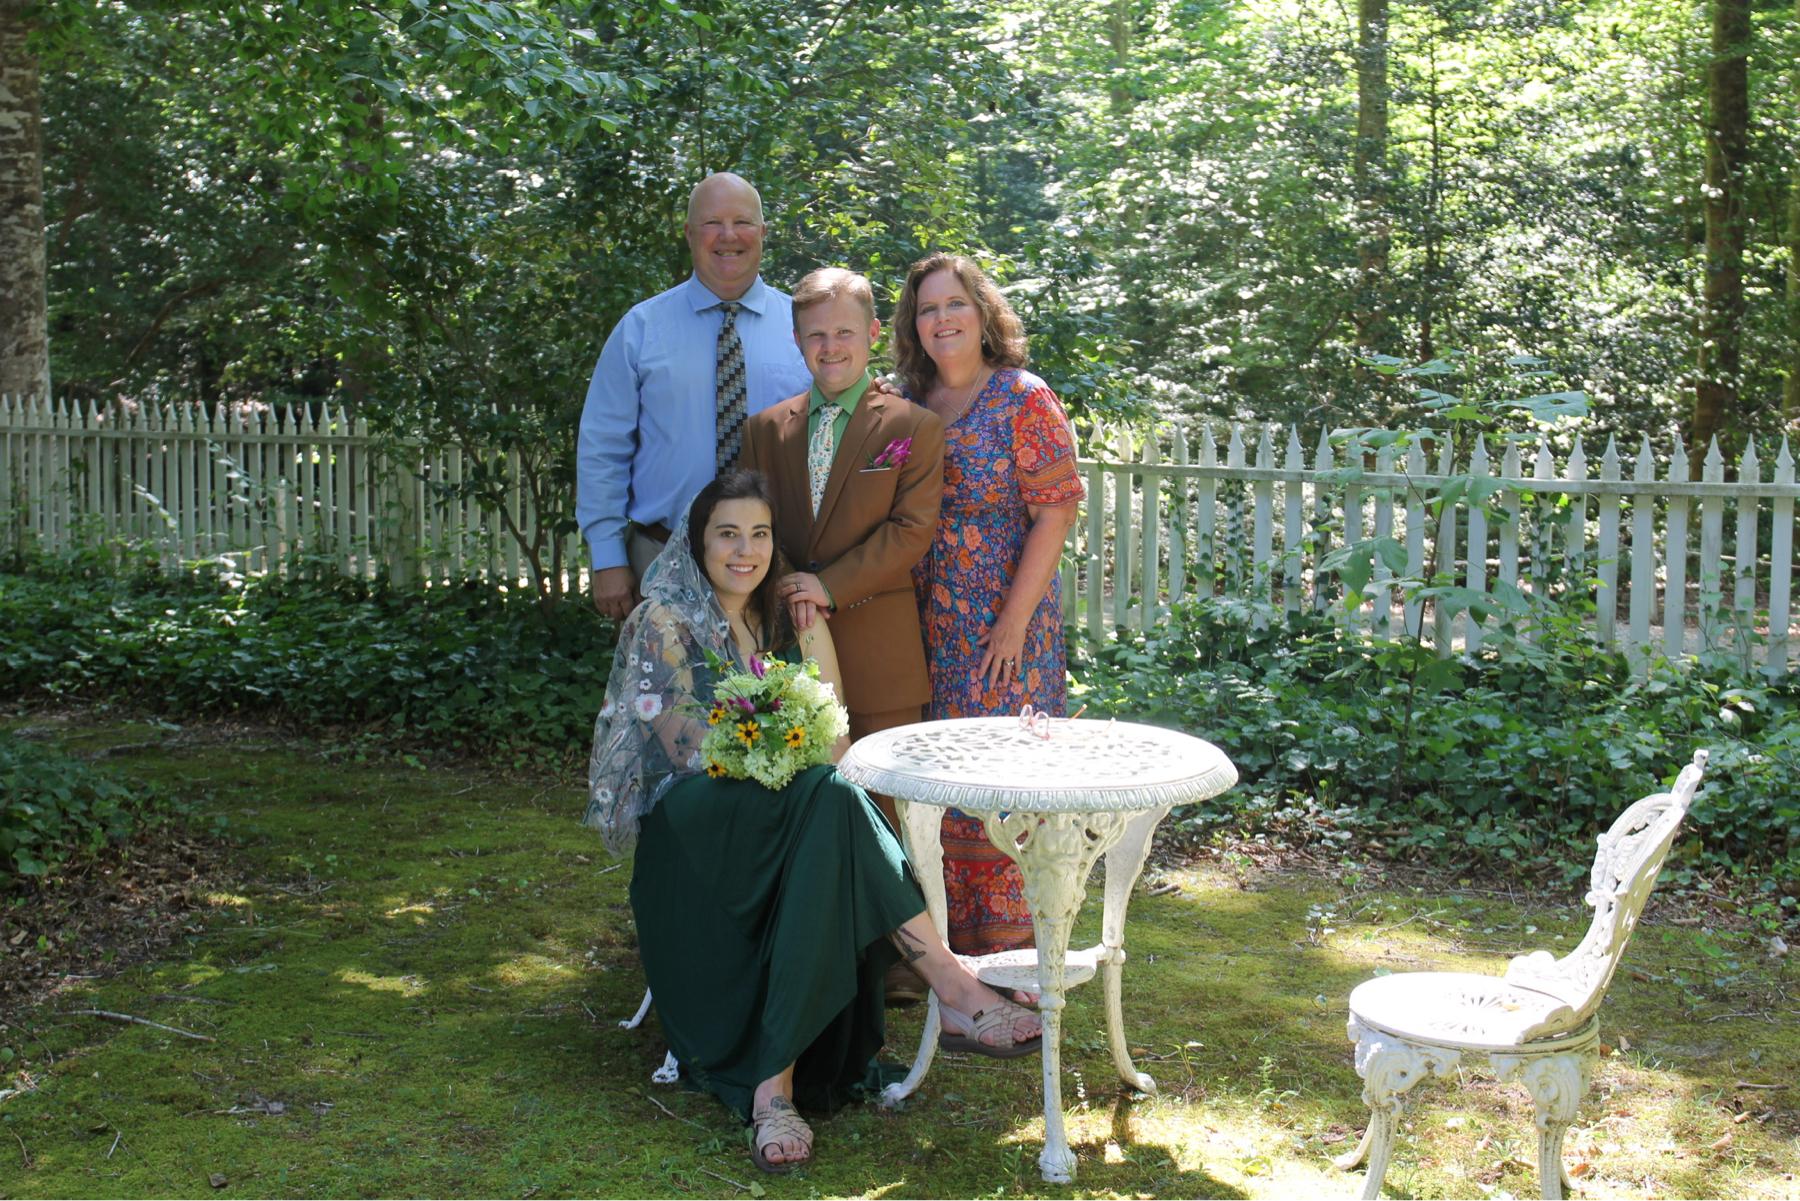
[3,724,1794,1198]
[488,952,579,991]
[382,898,438,922]
[336,968,427,997]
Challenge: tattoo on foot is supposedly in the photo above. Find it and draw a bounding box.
[890,927,928,965]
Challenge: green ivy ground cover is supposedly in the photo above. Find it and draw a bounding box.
[1073,596,1800,890]
[0,721,1796,1198]
[0,569,613,765]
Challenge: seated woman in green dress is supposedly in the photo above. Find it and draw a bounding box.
[585,469,1042,1175]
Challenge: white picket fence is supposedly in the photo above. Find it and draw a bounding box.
[0,395,587,591]
[5,396,1798,675]
[1061,423,1799,676]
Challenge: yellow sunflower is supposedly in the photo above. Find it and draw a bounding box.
[706,760,728,778]
[736,720,760,746]
[784,726,806,749]
[707,703,728,726]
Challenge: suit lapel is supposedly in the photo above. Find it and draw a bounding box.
[810,393,888,549]
[774,401,814,556]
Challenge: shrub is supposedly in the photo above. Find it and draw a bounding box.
[1071,595,1800,879]
[0,736,139,881]
[0,568,616,762]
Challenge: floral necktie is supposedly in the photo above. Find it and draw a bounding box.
[808,403,841,516]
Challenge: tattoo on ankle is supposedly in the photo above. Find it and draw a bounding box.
[890,927,927,965]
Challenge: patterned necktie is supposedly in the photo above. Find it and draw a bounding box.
[714,301,747,471]
[808,403,842,516]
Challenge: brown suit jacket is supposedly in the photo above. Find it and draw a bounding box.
[738,390,945,714]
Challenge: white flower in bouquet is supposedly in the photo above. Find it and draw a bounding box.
[699,653,849,790]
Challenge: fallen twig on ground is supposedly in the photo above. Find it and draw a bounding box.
[66,1009,216,1042]
[640,1088,711,1132]
[695,1164,750,1193]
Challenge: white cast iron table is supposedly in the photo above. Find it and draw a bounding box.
[838,716,1237,1183]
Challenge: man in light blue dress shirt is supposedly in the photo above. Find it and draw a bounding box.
[577,172,813,619]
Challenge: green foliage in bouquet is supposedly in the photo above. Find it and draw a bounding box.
[698,654,848,791]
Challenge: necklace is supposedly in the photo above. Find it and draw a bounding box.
[938,368,989,427]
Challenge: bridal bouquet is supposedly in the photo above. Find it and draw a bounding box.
[700,653,849,790]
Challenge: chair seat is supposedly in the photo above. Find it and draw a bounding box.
[1349,971,1591,1052]
[961,944,1102,993]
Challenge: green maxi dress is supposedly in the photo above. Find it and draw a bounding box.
[630,763,926,1119]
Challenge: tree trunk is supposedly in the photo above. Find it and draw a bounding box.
[0,0,49,399]
[1786,160,1799,424]
[1691,0,1750,462]
[1108,0,1133,116]
[1418,29,1444,363]
[1353,0,1392,352]
[1786,0,1799,425]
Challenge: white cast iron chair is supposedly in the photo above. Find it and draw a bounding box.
[1336,749,1707,1201]
[619,989,681,1084]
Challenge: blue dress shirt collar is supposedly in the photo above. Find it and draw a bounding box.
[682,273,777,317]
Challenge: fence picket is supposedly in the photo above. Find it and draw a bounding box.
[1371,443,1396,637]
[1251,426,1274,618]
[1663,439,1690,661]
[1112,428,1131,630]
[1432,438,1457,655]
[1084,451,1104,641]
[1312,429,1334,615]
[1771,439,1795,677]
[1283,428,1304,615]
[1140,430,1161,629]
[1528,436,1556,643]
[1169,424,1190,606]
[1343,437,1366,636]
[1595,437,1622,646]
[1223,425,1246,595]
[1466,436,1491,652]
[1403,438,1426,639]
[1497,440,1522,603]
[1627,437,1656,664]
[1195,423,1217,597]
[1698,438,1726,652]
[1734,439,1761,624]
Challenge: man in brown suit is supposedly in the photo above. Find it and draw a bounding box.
[737,267,944,833]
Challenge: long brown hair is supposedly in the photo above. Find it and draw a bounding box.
[891,252,1029,401]
[686,469,794,653]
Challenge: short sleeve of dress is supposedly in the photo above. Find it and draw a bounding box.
[1011,379,1085,507]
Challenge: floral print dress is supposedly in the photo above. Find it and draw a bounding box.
[912,367,1085,954]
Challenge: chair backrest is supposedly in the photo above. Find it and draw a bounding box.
[1502,749,1707,1034]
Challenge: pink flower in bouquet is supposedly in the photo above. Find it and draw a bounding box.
[749,654,767,679]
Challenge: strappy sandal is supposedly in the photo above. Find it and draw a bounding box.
[938,998,1044,1059]
[749,1097,813,1174]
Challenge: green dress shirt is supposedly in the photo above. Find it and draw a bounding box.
[806,370,872,456]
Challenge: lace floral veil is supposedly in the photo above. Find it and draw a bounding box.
[583,500,734,856]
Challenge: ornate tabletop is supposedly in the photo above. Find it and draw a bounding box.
[839,716,1237,1184]
[839,715,1237,813]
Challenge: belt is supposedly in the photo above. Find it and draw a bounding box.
[633,521,672,544]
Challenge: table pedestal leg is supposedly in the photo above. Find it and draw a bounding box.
[984,809,1131,1184]
[882,799,947,1108]
[1101,806,1171,1095]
